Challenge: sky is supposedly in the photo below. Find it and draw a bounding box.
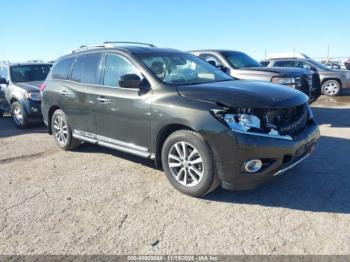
[0,0,349,62]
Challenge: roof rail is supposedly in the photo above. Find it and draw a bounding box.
[27,60,45,63]
[267,52,310,59]
[71,43,114,54]
[103,41,156,47]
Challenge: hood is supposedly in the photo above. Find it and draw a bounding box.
[177,80,308,109]
[240,66,308,76]
[14,81,43,92]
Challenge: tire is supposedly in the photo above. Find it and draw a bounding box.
[51,109,80,151]
[11,101,29,129]
[321,80,342,96]
[161,130,219,197]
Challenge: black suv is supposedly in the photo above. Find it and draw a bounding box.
[0,61,52,127]
[41,42,320,197]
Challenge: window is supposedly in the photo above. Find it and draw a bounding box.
[52,57,74,80]
[103,54,140,87]
[274,61,297,67]
[71,53,102,84]
[297,62,312,70]
[0,66,9,80]
[199,54,223,67]
[10,65,52,83]
[138,53,232,85]
[222,51,262,69]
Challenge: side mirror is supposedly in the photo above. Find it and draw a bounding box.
[309,66,317,72]
[220,66,230,74]
[0,78,8,85]
[119,74,142,89]
[207,60,217,67]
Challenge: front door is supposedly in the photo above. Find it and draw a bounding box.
[95,53,152,151]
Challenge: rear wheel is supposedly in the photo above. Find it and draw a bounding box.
[321,80,342,96]
[51,109,80,150]
[11,101,29,129]
[161,130,219,197]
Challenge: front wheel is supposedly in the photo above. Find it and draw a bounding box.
[11,101,29,129]
[161,130,219,197]
[51,109,80,151]
[321,80,342,96]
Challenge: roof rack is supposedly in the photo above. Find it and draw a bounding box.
[27,60,45,63]
[267,52,310,60]
[71,41,156,54]
[103,41,156,47]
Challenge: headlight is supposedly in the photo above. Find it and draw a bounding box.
[271,77,297,87]
[224,114,261,132]
[25,92,41,101]
[211,109,292,140]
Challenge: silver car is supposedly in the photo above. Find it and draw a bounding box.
[263,57,350,96]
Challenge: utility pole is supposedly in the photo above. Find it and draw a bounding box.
[327,45,330,63]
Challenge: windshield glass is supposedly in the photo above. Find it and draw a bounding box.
[10,65,51,82]
[138,53,232,85]
[223,51,262,69]
[308,59,330,70]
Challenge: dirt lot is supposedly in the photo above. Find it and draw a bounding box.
[0,93,350,255]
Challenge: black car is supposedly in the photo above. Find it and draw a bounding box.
[190,50,321,102]
[41,42,320,197]
[0,61,52,127]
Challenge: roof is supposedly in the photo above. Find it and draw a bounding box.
[0,62,52,67]
[189,49,243,54]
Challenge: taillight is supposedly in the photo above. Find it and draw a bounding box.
[40,83,47,92]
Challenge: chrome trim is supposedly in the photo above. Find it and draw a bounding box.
[98,141,151,158]
[96,135,148,152]
[233,129,293,141]
[273,153,311,177]
[72,133,97,144]
[72,130,151,158]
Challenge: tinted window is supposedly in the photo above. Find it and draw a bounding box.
[0,66,9,80]
[10,65,51,82]
[139,53,232,85]
[103,54,140,87]
[222,51,262,69]
[71,53,102,84]
[274,61,297,67]
[199,54,223,67]
[52,57,74,80]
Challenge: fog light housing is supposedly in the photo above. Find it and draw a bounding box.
[243,159,263,173]
[31,107,38,112]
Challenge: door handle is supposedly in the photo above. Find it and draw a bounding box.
[97,96,108,103]
[60,90,67,96]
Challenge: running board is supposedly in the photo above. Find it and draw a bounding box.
[72,132,153,159]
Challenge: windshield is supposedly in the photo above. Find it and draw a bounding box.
[308,59,331,70]
[10,65,51,82]
[138,53,232,85]
[223,51,262,69]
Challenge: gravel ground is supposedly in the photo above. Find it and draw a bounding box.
[0,94,349,255]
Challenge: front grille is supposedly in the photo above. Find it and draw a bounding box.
[298,75,312,97]
[264,103,309,136]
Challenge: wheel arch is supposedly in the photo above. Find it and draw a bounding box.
[154,123,194,168]
[47,105,61,134]
[321,78,342,87]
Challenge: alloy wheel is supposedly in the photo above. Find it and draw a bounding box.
[13,105,23,125]
[53,116,68,145]
[168,141,204,187]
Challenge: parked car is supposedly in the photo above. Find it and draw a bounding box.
[262,55,350,96]
[345,59,350,70]
[0,61,52,127]
[41,42,320,197]
[189,50,320,102]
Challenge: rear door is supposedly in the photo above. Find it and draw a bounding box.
[95,53,152,151]
[61,53,103,135]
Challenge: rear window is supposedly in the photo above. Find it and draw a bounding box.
[10,65,51,83]
[52,57,74,80]
[70,53,102,84]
